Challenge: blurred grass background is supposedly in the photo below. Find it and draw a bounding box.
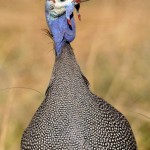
[0,0,150,149]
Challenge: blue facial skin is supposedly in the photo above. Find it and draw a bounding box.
[45,0,76,56]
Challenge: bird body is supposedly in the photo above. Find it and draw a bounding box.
[21,44,137,150]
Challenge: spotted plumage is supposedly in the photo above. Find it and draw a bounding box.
[21,43,137,150]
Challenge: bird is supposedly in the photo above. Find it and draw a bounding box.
[21,43,137,150]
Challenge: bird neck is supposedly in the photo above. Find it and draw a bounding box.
[46,43,89,97]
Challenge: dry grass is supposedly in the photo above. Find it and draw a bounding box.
[0,0,150,149]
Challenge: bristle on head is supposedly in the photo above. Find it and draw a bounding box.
[42,28,54,40]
